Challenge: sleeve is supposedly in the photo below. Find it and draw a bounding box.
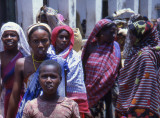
[71,101,80,118]
[22,101,33,118]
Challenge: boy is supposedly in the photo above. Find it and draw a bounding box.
[22,60,80,118]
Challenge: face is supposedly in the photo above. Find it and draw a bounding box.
[29,29,50,58]
[99,25,117,44]
[39,65,61,95]
[1,30,19,50]
[40,14,48,24]
[55,30,70,52]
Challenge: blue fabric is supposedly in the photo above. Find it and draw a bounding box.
[16,54,68,118]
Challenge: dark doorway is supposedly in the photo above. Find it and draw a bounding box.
[102,0,108,18]
[0,0,16,27]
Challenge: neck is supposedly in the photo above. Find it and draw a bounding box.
[40,92,59,102]
[33,54,46,61]
[5,46,19,55]
[55,47,63,55]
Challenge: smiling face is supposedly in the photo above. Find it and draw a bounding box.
[39,65,61,95]
[29,29,50,58]
[1,30,19,50]
[55,30,70,53]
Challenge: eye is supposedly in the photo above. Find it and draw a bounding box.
[33,40,39,44]
[41,39,48,43]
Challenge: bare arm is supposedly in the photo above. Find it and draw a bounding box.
[7,58,25,118]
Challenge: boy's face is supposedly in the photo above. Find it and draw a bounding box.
[39,65,61,95]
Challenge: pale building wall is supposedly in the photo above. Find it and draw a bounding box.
[126,0,139,14]
[85,0,102,38]
[49,0,76,28]
[151,0,160,19]
[16,0,43,33]
[76,0,86,23]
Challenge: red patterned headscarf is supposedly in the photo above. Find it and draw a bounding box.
[51,25,74,58]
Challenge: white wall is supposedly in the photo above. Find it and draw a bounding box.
[76,0,86,23]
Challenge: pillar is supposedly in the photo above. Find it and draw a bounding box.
[85,0,102,38]
[21,0,43,33]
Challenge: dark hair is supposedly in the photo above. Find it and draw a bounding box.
[96,23,116,37]
[39,59,62,78]
[28,26,51,41]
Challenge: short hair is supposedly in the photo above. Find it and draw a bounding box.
[39,59,62,77]
[28,26,51,41]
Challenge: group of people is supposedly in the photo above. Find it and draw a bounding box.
[0,6,160,118]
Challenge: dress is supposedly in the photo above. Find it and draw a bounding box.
[116,20,160,117]
[82,19,121,111]
[22,97,80,118]
[2,52,24,118]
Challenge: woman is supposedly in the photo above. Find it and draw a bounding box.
[82,19,121,117]
[0,22,30,118]
[116,20,160,117]
[50,25,91,117]
[37,6,83,52]
[7,23,64,118]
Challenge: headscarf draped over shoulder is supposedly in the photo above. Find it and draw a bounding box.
[0,22,30,56]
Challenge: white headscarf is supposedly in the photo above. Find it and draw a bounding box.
[0,22,30,56]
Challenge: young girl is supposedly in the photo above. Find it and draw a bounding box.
[0,22,30,118]
[23,60,80,118]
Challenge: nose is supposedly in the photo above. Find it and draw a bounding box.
[6,35,12,39]
[46,76,51,82]
[62,37,67,41]
[38,41,44,47]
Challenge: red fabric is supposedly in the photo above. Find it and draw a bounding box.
[51,25,74,58]
[67,93,90,113]
[82,19,121,107]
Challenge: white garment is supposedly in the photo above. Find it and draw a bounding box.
[0,22,30,56]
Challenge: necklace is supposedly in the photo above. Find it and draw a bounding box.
[32,54,44,71]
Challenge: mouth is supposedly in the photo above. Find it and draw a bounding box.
[45,84,54,90]
[37,48,46,55]
[5,41,14,46]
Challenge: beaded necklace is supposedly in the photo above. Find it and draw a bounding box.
[32,54,44,71]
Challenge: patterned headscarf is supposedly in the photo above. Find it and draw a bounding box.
[128,20,158,47]
[51,25,74,59]
[0,22,30,56]
[82,19,121,107]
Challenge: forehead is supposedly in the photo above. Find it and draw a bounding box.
[30,29,49,37]
[3,30,18,35]
[58,30,69,35]
[40,65,58,73]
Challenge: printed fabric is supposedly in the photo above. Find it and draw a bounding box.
[82,19,121,107]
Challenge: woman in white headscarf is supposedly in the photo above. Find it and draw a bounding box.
[0,22,30,118]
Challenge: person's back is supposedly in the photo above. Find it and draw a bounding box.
[22,60,80,118]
